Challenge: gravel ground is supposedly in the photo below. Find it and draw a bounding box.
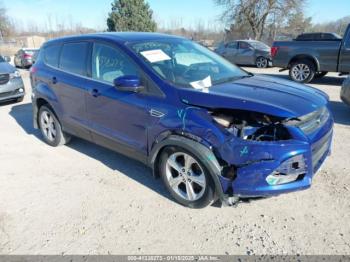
[0,67,349,255]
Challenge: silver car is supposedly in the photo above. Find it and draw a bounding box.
[215,40,271,68]
[0,55,25,103]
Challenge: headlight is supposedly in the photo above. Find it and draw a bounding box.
[285,107,329,135]
[10,70,21,79]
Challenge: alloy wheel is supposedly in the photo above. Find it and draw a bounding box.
[40,110,57,142]
[165,152,206,202]
[292,63,311,82]
[256,57,268,68]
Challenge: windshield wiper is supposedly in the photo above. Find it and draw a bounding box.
[213,73,254,85]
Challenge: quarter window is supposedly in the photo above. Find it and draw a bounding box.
[59,42,89,75]
[92,43,139,84]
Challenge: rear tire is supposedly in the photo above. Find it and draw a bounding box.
[256,56,268,68]
[159,146,215,208]
[38,105,71,147]
[289,59,316,83]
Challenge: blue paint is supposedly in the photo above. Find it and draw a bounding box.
[31,32,334,199]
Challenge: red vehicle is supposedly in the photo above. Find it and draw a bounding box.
[14,48,39,68]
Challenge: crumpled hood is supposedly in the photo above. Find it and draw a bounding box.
[0,62,15,74]
[178,75,328,118]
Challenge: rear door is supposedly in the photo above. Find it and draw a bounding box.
[236,41,255,65]
[339,28,350,73]
[54,41,91,139]
[85,42,155,161]
[222,42,238,63]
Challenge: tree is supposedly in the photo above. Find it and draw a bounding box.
[283,12,312,37]
[0,6,12,37]
[107,0,157,32]
[215,0,306,40]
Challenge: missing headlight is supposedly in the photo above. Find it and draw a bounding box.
[211,110,291,141]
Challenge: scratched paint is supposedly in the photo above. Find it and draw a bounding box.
[177,107,198,130]
[240,146,249,157]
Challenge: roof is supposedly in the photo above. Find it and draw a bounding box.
[44,32,184,46]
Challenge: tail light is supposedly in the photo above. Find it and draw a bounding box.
[271,46,279,58]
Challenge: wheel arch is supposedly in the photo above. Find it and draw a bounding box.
[33,97,59,129]
[288,54,320,71]
[148,134,225,202]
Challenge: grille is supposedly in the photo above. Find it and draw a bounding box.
[311,129,332,172]
[0,90,16,98]
[0,74,9,85]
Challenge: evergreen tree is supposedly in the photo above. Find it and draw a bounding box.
[107,0,157,32]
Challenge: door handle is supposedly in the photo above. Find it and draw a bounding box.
[52,76,57,84]
[89,88,101,97]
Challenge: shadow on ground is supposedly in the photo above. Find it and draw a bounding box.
[9,103,171,202]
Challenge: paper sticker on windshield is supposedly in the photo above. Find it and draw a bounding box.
[190,76,212,90]
[140,49,171,63]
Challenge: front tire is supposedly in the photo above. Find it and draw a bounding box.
[159,146,215,208]
[38,105,71,147]
[289,60,316,83]
[256,56,268,68]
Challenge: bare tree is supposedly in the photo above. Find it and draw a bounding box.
[215,0,306,40]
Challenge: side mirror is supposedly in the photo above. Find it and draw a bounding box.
[3,56,11,63]
[113,75,144,93]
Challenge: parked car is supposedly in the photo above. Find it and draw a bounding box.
[31,33,333,208]
[272,24,350,83]
[14,48,39,68]
[215,40,271,68]
[0,55,25,103]
[341,75,350,106]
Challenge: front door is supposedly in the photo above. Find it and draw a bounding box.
[85,42,152,161]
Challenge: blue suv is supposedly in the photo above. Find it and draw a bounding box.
[31,33,333,208]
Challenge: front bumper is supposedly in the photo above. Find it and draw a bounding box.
[217,116,333,198]
[0,77,25,102]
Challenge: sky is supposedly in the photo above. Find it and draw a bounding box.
[3,0,350,32]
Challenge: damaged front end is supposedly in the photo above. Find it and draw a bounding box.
[208,106,333,202]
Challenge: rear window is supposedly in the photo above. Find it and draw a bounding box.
[59,42,89,76]
[44,45,61,68]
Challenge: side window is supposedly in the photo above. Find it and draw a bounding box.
[227,42,237,49]
[92,43,139,84]
[44,44,61,68]
[59,42,89,75]
[239,42,250,49]
[345,30,350,48]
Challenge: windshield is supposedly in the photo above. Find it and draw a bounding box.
[129,39,248,88]
[249,41,270,50]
